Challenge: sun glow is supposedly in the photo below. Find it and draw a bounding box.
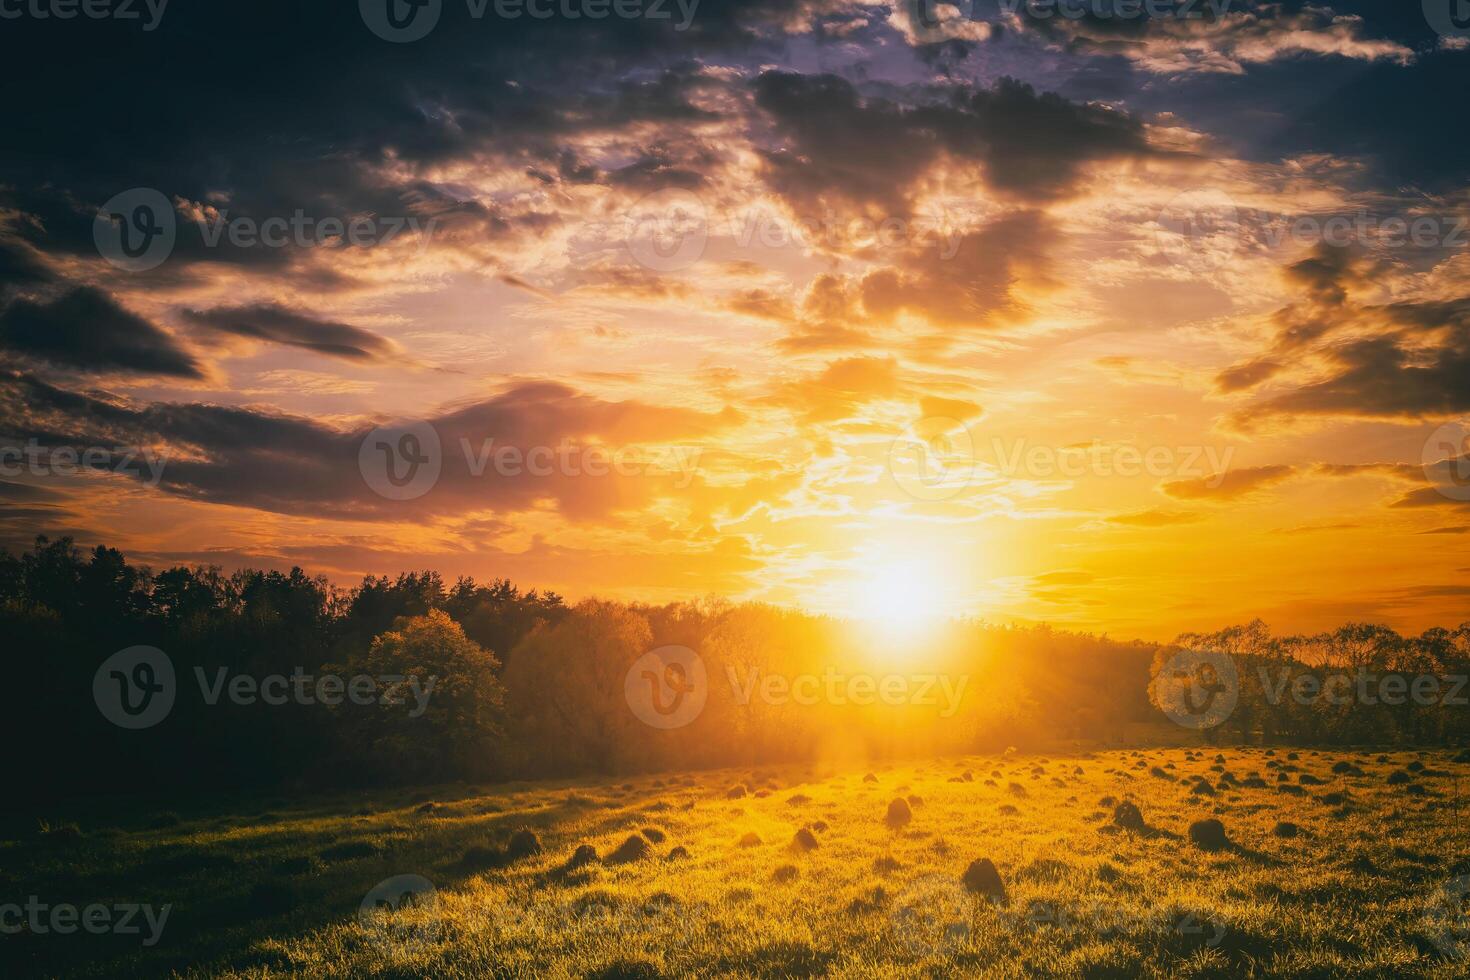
[851,558,951,637]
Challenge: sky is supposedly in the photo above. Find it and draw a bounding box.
[1,0,1468,640]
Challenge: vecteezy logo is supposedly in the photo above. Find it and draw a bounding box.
[359,875,441,953]
[94,189,176,272]
[358,420,442,501]
[93,646,176,730]
[1424,0,1470,38]
[888,416,975,501]
[1155,649,1238,731]
[889,873,972,956]
[360,0,442,42]
[1424,875,1470,960]
[1422,420,1470,501]
[624,645,708,729]
[626,189,708,273]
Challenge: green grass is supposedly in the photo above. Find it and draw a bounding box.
[6,747,1470,978]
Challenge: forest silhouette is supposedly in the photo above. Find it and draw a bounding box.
[8,536,1469,806]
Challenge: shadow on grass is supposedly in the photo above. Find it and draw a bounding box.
[0,782,633,978]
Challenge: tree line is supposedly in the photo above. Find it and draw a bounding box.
[1151,619,1470,746]
[5,536,1467,805]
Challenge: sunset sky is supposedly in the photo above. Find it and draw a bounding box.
[1,1,1468,640]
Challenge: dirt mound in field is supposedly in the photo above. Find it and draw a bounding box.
[790,828,819,852]
[564,843,599,871]
[606,835,653,865]
[507,829,543,860]
[1188,818,1229,852]
[1111,801,1145,832]
[961,858,1008,903]
[885,798,912,829]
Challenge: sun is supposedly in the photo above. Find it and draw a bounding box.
[851,558,950,637]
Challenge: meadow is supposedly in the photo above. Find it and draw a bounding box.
[7,746,1470,978]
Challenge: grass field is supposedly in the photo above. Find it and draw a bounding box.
[7,746,1470,978]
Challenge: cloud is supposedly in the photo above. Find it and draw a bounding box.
[0,237,53,294]
[1278,522,1362,534]
[1104,508,1203,527]
[918,395,984,422]
[859,212,1053,330]
[0,370,740,523]
[1216,357,1284,393]
[1215,245,1372,396]
[0,287,204,379]
[1161,464,1295,501]
[1233,336,1470,426]
[1032,570,1095,585]
[765,356,904,422]
[994,3,1414,76]
[1311,461,1424,482]
[1224,246,1470,428]
[182,304,397,362]
[1391,584,1470,600]
[1391,485,1470,511]
[774,211,1053,349]
[752,72,1155,214]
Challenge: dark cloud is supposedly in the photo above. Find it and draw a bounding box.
[0,7,762,288]
[1234,335,1470,426]
[754,71,945,216]
[0,478,91,552]
[182,304,396,362]
[1224,245,1470,426]
[0,287,204,378]
[1217,246,1374,393]
[0,237,53,293]
[0,479,59,507]
[753,72,1155,215]
[1280,244,1361,308]
[0,370,737,522]
[996,1,1413,76]
[1216,357,1283,393]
